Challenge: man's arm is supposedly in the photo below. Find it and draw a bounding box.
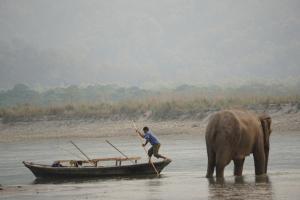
[142,140,148,147]
[136,129,149,146]
[136,129,145,138]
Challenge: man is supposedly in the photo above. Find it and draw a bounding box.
[136,126,168,161]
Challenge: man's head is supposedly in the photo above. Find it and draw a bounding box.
[143,126,149,133]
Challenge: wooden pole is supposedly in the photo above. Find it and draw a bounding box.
[58,146,85,160]
[70,141,95,166]
[132,121,160,176]
[105,140,135,164]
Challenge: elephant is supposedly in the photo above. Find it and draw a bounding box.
[205,109,272,178]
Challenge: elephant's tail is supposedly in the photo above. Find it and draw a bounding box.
[205,112,221,143]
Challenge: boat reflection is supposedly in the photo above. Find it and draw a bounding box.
[32,174,164,184]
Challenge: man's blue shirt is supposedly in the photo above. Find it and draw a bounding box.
[144,130,160,145]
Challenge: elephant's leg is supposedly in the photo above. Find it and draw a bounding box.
[233,158,245,176]
[253,142,266,175]
[216,164,225,178]
[206,148,216,178]
[216,149,231,178]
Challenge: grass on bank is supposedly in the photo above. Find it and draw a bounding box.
[0,95,299,123]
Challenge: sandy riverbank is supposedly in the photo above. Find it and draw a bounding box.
[0,110,299,143]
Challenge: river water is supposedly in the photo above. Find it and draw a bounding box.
[1,131,300,199]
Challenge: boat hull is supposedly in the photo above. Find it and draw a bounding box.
[23,159,171,178]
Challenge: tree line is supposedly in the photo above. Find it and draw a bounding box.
[0,83,300,108]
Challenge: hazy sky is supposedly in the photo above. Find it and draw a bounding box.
[0,0,299,89]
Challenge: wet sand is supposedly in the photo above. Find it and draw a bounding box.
[0,111,299,142]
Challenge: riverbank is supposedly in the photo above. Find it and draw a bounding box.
[1,106,299,143]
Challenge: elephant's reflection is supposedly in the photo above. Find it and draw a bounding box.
[207,175,272,200]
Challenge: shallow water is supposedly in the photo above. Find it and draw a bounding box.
[1,131,300,199]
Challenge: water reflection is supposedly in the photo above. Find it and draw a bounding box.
[145,177,164,200]
[207,175,273,200]
[33,174,160,185]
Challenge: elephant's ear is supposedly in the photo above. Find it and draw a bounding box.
[259,114,271,148]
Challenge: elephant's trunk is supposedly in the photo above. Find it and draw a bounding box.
[264,147,269,173]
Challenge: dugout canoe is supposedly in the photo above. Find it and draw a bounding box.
[23,157,171,178]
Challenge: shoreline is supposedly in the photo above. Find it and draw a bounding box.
[1,110,299,143]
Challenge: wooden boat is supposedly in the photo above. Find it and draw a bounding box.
[23,157,172,178]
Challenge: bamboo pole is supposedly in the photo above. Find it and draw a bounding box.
[132,121,160,176]
[105,140,135,164]
[70,141,95,166]
[58,146,85,160]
